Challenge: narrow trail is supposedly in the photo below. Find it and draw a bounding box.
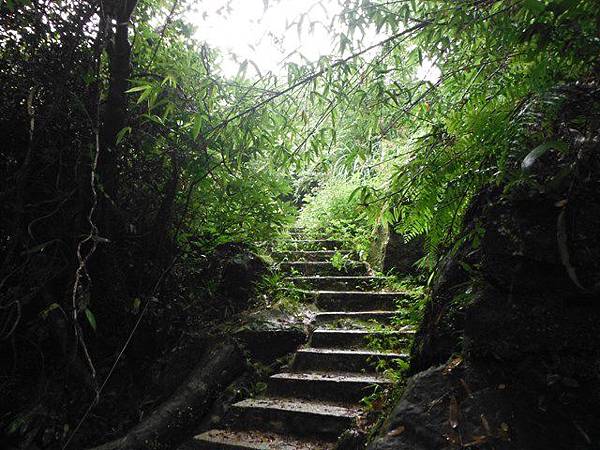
[190,233,415,449]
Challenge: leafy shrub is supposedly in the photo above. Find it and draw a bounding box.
[297,175,371,254]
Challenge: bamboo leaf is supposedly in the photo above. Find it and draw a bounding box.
[85,308,97,332]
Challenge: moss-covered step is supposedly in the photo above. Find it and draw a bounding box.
[280,239,343,250]
[291,347,407,373]
[279,261,370,276]
[288,275,387,291]
[309,328,414,349]
[274,249,353,261]
[187,428,334,449]
[267,371,392,403]
[229,397,359,439]
[303,290,407,311]
[313,311,397,327]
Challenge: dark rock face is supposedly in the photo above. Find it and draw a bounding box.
[370,362,515,450]
[235,326,307,364]
[373,84,600,450]
[368,224,424,274]
[233,307,309,363]
[209,242,268,310]
[409,241,471,373]
[409,187,492,373]
[382,232,424,274]
[375,344,600,450]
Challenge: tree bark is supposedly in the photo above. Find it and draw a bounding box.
[148,152,180,260]
[89,338,246,450]
[99,0,137,214]
[90,0,138,315]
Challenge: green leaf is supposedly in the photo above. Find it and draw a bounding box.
[192,114,203,140]
[132,297,141,314]
[136,87,153,105]
[523,0,546,14]
[125,85,151,93]
[40,303,60,319]
[521,141,567,171]
[85,308,97,332]
[116,126,131,144]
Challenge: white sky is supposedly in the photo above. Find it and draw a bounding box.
[188,0,440,81]
[190,0,346,77]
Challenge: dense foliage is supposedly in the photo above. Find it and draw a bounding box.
[1,0,599,447]
[295,0,600,260]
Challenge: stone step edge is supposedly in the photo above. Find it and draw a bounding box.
[312,327,415,335]
[233,397,360,418]
[298,290,409,296]
[189,428,334,450]
[280,261,368,266]
[288,275,386,280]
[296,347,408,358]
[277,250,353,254]
[313,311,397,319]
[270,371,393,384]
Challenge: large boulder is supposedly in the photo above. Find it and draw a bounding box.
[233,307,308,363]
[208,242,268,311]
[374,83,600,450]
[369,223,424,274]
[369,361,515,450]
[409,188,491,373]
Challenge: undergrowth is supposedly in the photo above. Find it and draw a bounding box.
[358,274,427,439]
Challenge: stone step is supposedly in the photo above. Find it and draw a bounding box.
[288,276,387,291]
[268,371,391,403]
[291,348,407,373]
[305,290,406,312]
[279,261,369,276]
[313,311,397,327]
[275,250,353,262]
[187,429,334,450]
[310,328,414,349]
[283,239,343,250]
[230,397,358,439]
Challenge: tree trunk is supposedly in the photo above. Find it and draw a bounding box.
[99,0,137,203]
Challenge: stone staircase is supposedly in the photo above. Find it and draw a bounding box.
[188,235,414,449]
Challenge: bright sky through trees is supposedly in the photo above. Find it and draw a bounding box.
[190,0,440,81]
[190,0,345,77]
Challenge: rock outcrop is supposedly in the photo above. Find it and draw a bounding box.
[370,84,600,450]
[369,224,424,274]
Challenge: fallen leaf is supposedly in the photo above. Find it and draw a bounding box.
[464,435,489,447]
[444,356,463,374]
[498,383,506,389]
[573,421,591,444]
[387,425,405,437]
[481,414,491,434]
[449,396,460,429]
